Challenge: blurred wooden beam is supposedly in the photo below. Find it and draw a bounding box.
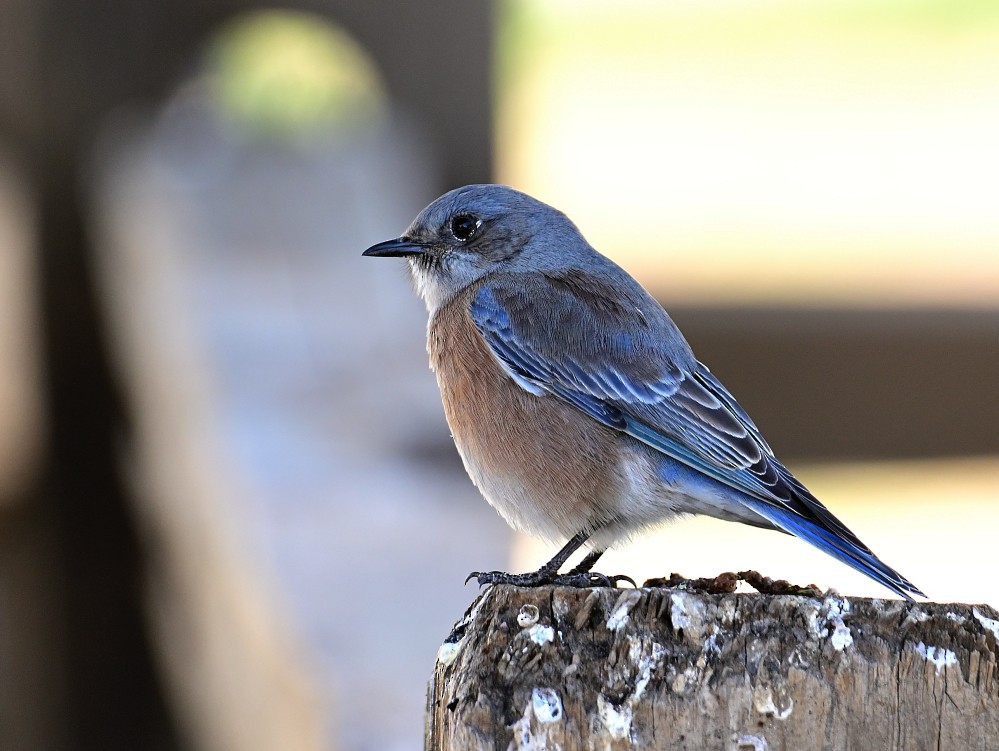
[669,305,999,462]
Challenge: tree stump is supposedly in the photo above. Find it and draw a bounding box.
[426,585,999,750]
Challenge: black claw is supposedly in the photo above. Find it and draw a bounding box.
[574,572,637,588]
[609,574,638,588]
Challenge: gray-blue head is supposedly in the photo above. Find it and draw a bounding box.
[363,184,595,311]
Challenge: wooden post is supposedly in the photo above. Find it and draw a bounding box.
[426,585,999,750]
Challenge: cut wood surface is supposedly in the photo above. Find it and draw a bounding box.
[426,585,999,750]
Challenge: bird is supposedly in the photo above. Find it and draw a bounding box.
[363,184,924,600]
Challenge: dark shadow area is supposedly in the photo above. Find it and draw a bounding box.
[35,169,182,750]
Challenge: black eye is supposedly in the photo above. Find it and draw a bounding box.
[450,214,480,241]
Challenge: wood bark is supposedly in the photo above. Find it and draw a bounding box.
[426,585,999,750]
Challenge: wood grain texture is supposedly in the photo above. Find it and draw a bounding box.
[426,586,999,750]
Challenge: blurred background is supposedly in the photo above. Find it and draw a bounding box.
[0,0,997,749]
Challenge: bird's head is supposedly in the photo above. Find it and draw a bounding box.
[363,184,588,312]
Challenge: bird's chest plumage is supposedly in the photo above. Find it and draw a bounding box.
[426,289,624,540]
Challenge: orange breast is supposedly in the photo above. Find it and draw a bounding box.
[427,285,624,538]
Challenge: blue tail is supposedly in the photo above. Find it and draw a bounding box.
[741,497,925,601]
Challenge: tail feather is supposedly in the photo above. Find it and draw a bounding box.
[742,498,925,601]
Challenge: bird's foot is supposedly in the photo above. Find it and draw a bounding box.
[465,569,634,588]
[547,571,635,588]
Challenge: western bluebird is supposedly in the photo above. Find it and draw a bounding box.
[363,184,923,599]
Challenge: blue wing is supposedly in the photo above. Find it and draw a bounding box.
[470,275,923,600]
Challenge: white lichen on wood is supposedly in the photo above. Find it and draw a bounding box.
[736,733,769,750]
[527,624,554,646]
[914,642,959,673]
[606,589,642,631]
[974,607,999,640]
[436,641,461,667]
[426,586,999,751]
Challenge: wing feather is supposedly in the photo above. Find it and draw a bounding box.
[470,276,861,544]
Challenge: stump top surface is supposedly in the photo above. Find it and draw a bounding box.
[428,586,999,751]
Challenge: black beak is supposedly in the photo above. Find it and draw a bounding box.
[362,237,427,258]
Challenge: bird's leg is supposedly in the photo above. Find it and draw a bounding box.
[467,532,634,588]
[466,531,589,587]
[567,549,604,574]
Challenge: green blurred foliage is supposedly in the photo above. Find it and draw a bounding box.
[209,10,386,141]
